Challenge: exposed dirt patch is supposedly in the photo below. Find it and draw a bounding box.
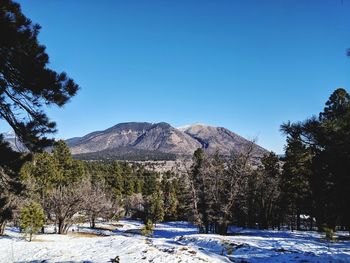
[68,232,108,238]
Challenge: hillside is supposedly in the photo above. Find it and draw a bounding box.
[1,122,269,160]
[67,122,268,160]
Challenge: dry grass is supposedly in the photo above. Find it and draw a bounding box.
[31,238,54,242]
[68,232,108,238]
[93,225,118,231]
[109,222,124,227]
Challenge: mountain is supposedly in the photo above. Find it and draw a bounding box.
[68,122,202,156]
[67,122,268,160]
[1,122,269,160]
[0,131,27,152]
[180,124,267,156]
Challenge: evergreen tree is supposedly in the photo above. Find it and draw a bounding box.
[0,0,79,151]
[144,186,164,225]
[20,141,86,234]
[188,144,255,235]
[173,177,191,221]
[19,202,45,241]
[142,171,159,196]
[280,134,312,230]
[281,88,350,232]
[121,162,135,196]
[189,148,209,233]
[20,152,60,197]
[162,173,179,221]
[141,219,154,237]
[255,152,282,229]
[52,140,85,185]
[0,138,27,235]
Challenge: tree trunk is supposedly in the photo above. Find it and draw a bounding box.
[205,222,209,234]
[296,210,301,231]
[218,223,228,235]
[90,216,96,228]
[309,215,313,231]
[58,218,66,234]
[63,224,70,234]
[0,221,6,235]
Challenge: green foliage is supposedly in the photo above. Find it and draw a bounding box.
[20,152,60,198]
[19,202,45,241]
[21,141,86,192]
[144,187,165,225]
[142,171,159,196]
[323,226,335,241]
[73,147,176,161]
[250,152,282,229]
[141,219,154,237]
[20,141,87,235]
[0,139,27,235]
[0,0,79,151]
[52,140,85,185]
[162,172,177,219]
[281,88,350,231]
[280,134,312,230]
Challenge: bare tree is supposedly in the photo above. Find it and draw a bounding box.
[0,167,22,235]
[187,141,256,235]
[47,181,89,234]
[85,183,119,228]
[124,193,144,218]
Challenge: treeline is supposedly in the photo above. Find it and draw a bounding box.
[11,141,190,235]
[187,88,350,235]
[281,88,350,232]
[0,89,349,237]
[73,147,177,161]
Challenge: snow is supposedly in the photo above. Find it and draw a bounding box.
[0,220,349,263]
[177,123,210,131]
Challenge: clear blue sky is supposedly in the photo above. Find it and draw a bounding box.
[8,0,350,153]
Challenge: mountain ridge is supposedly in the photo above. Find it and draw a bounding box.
[67,122,268,159]
[1,122,269,160]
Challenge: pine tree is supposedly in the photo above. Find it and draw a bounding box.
[0,139,27,235]
[173,177,191,221]
[141,219,154,237]
[188,148,209,233]
[52,140,85,185]
[142,171,158,196]
[255,152,282,229]
[19,202,45,241]
[280,134,312,230]
[0,0,79,151]
[144,186,164,225]
[121,162,135,196]
[281,88,350,232]
[162,174,178,221]
[20,152,60,197]
[20,141,86,234]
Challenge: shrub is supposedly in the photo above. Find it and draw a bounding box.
[19,202,45,241]
[323,226,335,241]
[141,219,154,237]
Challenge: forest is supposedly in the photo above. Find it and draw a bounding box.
[1,87,349,239]
[0,0,349,244]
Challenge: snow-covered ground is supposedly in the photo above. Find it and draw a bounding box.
[0,220,349,263]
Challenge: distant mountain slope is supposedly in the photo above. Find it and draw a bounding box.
[69,122,202,156]
[2,122,269,160]
[180,124,267,157]
[68,122,153,154]
[73,146,177,161]
[67,122,268,159]
[0,131,27,152]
